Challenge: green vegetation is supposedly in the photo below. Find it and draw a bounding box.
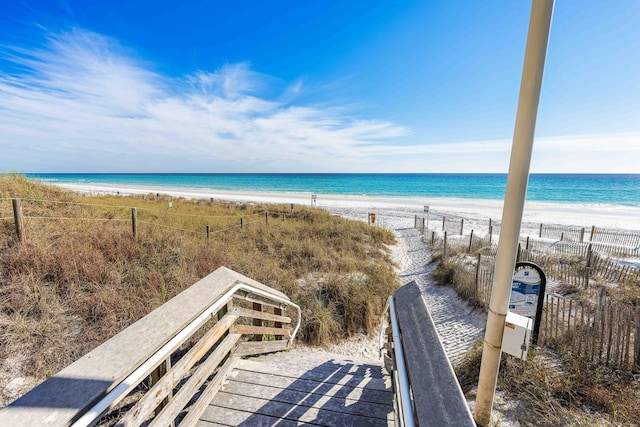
[0,174,398,396]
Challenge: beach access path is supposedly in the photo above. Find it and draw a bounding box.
[311,206,487,366]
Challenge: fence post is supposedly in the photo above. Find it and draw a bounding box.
[580,228,585,243]
[590,225,596,242]
[460,218,464,236]
[539,223,543,238]
[422,217,426,234]
[414,215,418,228]
[560,232,564,241]
[431,231,435,246]
[12,198,25,243]
[131,207,138,240]
[265,212,269,226]
[526,236,530,250]
[468,229,474,252]
[442,216,446,231]
[586,244,593,288]
[475,253,481,300]
[206,225,210,240]
[240,217,244,229]
[443,231,448,262]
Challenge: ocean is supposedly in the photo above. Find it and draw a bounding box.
[27,173,640,207]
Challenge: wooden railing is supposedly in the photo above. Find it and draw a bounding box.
[379,281,475,426]
[0,267,300,426]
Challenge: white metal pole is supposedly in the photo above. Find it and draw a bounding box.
[474,1,554,426]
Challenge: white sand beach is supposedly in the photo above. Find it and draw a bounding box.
[53,181,640,232]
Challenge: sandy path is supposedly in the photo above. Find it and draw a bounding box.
[303,206,486,366]
[390,225,486,365]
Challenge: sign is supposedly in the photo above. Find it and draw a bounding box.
[311,194,317,206]
[423,205,430,214]
[509,262,546,344]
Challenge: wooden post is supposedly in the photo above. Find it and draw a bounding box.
[489,218,492,231]
[586,244,593,289]
[414,215,418,228]
[422,217,426,233]
[460,218,464,236]
[475,253,481,300]
[12,198,25,243]
[131,207,138,239]
[442,216,446,231]
[240,217,243,229]
[468,229,474,252]
[443,231,448,262]
[539,223,543,238]
[253,302,263,342]
[274,307,283,341]
[590,225,596,242]
[526,236,530,250]
[560,232,564,241]
[431,231,435,246]
[265,212,268,226]
[580,227,585,243]
[206,225,210,240]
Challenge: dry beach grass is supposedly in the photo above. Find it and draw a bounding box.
[0,174,398,405]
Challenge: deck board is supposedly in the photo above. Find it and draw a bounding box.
[198,350,394,426]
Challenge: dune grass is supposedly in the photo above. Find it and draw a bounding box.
[0,174,398,402]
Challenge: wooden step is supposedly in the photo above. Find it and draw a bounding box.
[196,350,395,426]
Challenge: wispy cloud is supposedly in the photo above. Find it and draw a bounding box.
[0,28,638,173]
[0,28,410,172]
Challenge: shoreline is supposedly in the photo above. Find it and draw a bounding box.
[50,182,640,232]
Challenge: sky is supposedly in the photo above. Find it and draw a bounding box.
[0,0,639,173]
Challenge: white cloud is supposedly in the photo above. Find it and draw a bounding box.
[0,28,638,173]
[0,28,411,172]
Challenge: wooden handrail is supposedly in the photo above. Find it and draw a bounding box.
[0,267,300,426]
[380,281,475,426]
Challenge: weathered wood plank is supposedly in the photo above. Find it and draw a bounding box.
[393,280,475,426]
[236,359,390,391]
[230,324,292,337]
[205,391,392,426]
[239,353,388,379]
[234,340,289,357]
[149,333,242,427]
[229,369,393,406]
[178,356,240,427]
[231,306,292,324]
[219,380,393,420]
[198,407,301,427]
[117,313,239,426]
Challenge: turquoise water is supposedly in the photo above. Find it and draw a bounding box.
[27,174,640,206]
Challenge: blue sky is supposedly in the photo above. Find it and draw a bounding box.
[1,1,638,173]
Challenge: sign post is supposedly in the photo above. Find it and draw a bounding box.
[509,262,546,344]
[311,194,317,206]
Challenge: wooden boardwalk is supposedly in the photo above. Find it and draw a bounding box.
[197,350,395,426]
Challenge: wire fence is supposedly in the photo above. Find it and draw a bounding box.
[2,197,302,242]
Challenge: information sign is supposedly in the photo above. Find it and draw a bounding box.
[509,262,546,344]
